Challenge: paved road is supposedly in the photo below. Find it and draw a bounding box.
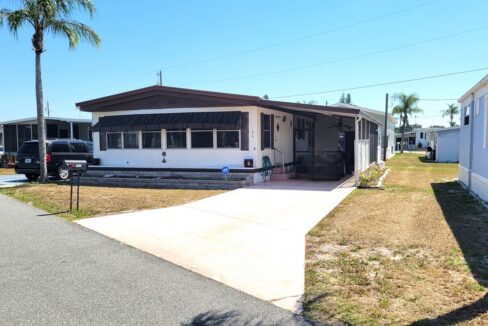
[0,173,28,188]
[0,194,321,325]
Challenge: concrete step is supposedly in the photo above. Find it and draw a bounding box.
[272,166,295,174]
[270,171,296,180]
[79,176,252,190]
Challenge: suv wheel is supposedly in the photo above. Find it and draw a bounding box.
[56,165,70,180]
[25,174,39,182]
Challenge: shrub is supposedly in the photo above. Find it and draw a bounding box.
[358,164,384,187]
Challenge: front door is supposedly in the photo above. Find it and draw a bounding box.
[293,116,314,175]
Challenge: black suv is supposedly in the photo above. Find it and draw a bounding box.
[15,139,93,181]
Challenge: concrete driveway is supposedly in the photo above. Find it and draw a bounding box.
[77,178,355,311]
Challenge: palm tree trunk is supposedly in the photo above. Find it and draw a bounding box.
[35,51,48,182]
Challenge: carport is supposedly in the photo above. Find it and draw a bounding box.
[261,101,391,184]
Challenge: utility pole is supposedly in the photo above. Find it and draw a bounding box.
[383,93,389,161]
[45,101,50,117]
[157,69,163,86]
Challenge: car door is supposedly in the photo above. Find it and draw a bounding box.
[69,142,93,162]
[50,142,71,168]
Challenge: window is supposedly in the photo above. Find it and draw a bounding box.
[420,132,424,139]
[263,114,271,148]
[142,131,161,149]
[464,105,470,126]
[70,143,87,153]
[191,130,213,148]
[51,142,70,152]
[167,129,187,149]
[18,142,40,154]
[123,132,139,149]
[217,131,239,148]
[107,132,122,149]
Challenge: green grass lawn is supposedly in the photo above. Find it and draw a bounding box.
[304,153,488,325]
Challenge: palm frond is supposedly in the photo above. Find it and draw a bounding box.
[54,0,96,17]
[47,19,100,48]
[3,9,32,35]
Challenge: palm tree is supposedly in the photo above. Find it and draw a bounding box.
[339,92,352,104]
[392,93,422,153]
[442,103,459,127]
[0,0,100,182]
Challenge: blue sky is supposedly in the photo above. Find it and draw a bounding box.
[1,0,488,127]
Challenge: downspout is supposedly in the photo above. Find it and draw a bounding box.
[468,93,475,189]
[354,116,362,186]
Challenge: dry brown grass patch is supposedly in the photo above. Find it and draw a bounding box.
[305,153,488,325]
[0,183,224,221]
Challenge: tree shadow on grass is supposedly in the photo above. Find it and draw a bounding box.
[181,294,336,326]
[417,156,434,164]
[411,181,488,325]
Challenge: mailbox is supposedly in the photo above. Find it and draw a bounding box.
[63,160,88,174]
[244,159,254,168]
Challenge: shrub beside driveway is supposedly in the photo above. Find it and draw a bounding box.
[304,153,488,325]
[0,183,224,221]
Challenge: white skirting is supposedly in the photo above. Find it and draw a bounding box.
[458,165,470,186]
[471,171,488,202]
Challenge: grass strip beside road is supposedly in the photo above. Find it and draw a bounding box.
[0,183,224,221]
[0,168,15,175]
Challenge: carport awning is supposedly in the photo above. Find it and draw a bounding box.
[91,111,242,132]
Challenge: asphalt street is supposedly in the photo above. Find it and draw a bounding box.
[0,173,28,188]
[0,193,322,325]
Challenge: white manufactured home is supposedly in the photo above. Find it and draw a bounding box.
[458,74,488,201]
[76,86,395,186]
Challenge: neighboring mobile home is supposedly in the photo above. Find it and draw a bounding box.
[429,127,460,162]
[0,117,92,155]
[458,74,488,201]
[76,86,395,185]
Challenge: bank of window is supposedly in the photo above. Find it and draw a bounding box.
[123,132,139,149]
[263,115,271,148]
[142,131,161,149]
[191,130,213,148]
[217,130,239,148]
[167,129,187,149]
[107,132,122,149]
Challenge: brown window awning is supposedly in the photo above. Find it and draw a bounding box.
[91,111,242,132]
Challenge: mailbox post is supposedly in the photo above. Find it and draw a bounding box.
[63,160,87,211]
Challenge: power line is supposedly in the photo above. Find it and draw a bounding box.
[419,98,457,101]
[181,24,488,86]
[164,0,443,69]
[270,67,488,99]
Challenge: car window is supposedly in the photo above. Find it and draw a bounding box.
[51,142,70,153]
[18,143,40,154]
[70,143,87,153]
